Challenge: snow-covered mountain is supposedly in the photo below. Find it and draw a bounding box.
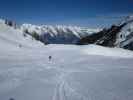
[2,15,133,51]
[78,15,133,50]
[21,24,100,44]
[115,16,133,50]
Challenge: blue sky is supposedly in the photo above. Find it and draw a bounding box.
[0,0,133,27]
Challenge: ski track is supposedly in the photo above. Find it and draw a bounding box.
[1,45,133,100]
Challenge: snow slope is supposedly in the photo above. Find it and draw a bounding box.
[82,44,133,58]
[0,20,43,49]
[0,20,133,100]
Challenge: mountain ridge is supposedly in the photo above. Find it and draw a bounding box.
[1,16,133,50]
[77,15,133,50]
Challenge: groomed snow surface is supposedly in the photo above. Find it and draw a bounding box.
[0,22,133,100]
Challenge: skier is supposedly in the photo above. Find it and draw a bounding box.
[49,56,52,61]
[9,98,15,100]
[19,44,22,48]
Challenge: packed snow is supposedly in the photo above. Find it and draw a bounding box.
[0,20,133,100]
[82,45,133,58]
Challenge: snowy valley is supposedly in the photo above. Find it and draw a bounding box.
[0,17,133,100]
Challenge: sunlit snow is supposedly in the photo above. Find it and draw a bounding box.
[0,20,133,100]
